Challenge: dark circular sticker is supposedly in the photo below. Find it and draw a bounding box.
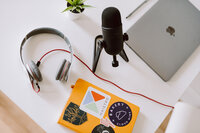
[108,102,132,127]
[92,124,115,133]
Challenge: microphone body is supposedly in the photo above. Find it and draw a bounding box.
[102,26,123,55]
[102,7,124,55]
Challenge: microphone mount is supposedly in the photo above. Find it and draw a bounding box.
[92,33,129,72]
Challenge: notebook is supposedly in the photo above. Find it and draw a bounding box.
[58,79,140,133]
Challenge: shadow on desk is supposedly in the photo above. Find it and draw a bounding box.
[74,14,101,37]
[132,112,149,133]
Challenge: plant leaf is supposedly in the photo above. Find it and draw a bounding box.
[71,6,76,11]
[79,5,83,9]
[66,0,73,5]
[72,0,77,6]
[76,8,81,13]
[62,6,73,12]
[78,0,86,4]
[76,5,82,9]
[76,0,81,5]
[81,5,93,8]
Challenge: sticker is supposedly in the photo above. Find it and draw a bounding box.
[92,124,115,133]
[63,102,88,125]
[80,87,111,119]
[108,102,132,127]
[100,117,115,128]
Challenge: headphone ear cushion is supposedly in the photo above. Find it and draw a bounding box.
[62,60,71,81]
[56,59,71,81]
[27,60,43,82]
[56,59,66,80]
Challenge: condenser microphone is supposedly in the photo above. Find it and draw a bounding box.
[102,7,124,55]
[92,7,129,72]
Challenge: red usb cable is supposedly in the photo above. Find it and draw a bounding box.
[38,49,174,109]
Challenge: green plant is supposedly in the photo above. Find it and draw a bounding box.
[62,0,92,13]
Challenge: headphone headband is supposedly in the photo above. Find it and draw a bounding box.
[20,27,73,65]
[20,28,73,90]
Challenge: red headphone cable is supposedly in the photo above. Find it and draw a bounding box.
[38,49,174,109]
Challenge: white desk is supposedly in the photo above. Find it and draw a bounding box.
[0,0,200,132]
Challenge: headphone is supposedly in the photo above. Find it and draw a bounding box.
[20,27,73,92]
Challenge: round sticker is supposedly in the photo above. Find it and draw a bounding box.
[108,102,132,127]
[92,124,115,133]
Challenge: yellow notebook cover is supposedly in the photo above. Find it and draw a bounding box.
[58,79,140,133]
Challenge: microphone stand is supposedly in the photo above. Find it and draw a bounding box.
[92,33,129,73]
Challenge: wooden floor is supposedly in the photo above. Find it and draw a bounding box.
[155,111,172,133]
[0,90,45,133]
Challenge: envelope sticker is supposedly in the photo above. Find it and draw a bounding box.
[80,87,111,119]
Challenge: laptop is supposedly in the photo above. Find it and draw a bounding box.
[126,0,200,81]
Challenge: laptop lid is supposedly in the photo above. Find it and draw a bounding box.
[126,0,200,81]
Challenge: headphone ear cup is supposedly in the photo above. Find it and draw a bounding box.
[26,60,43,82]
[56,59,66,80]
[56,59,71,81]
[63,60,71,81]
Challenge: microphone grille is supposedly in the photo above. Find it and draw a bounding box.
[102,7,122,28]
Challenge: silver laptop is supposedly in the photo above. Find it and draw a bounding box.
[126,0,200,81]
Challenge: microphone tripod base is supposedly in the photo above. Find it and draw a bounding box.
[92,35,129,73]
[112,55,119,67]
[92,35,104,73]
[119,49,129,62]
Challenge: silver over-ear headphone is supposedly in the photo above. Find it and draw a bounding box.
[20,27,73,92]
